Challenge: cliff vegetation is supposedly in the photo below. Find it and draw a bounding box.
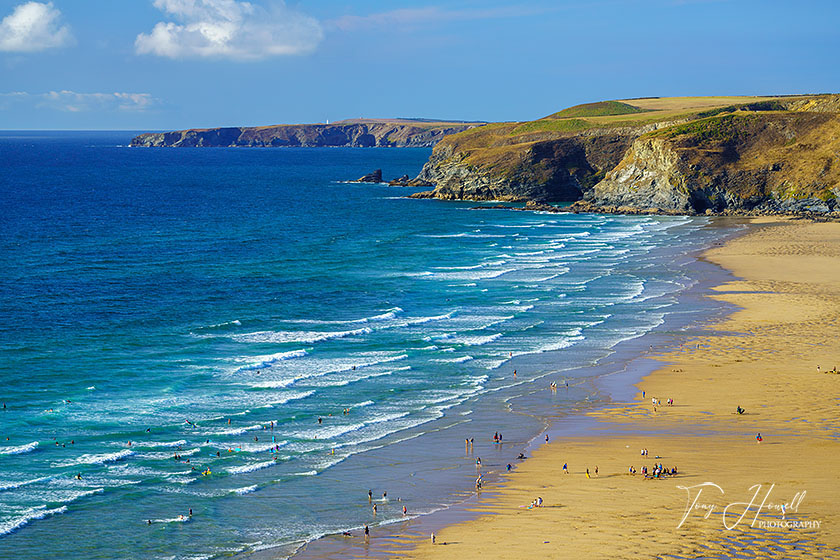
[413,95,840,215]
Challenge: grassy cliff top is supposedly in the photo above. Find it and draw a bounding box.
[434,94,840,170]
[544,100,647,119]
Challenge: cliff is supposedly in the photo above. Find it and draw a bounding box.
[412,96,840,214]
[584,110,840,213]
[130,119,483,148]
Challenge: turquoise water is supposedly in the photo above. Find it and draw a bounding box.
[0,132,730,559]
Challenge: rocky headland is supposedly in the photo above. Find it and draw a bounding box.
[411,95,840,216]
[130,118,483,148]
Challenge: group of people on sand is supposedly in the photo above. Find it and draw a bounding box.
[627,463,676,478]
[527,496,543,509]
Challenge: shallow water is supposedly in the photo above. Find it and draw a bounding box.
[0,132,735,559]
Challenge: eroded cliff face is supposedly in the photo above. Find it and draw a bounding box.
[130,122,480,148]
[413,129,645,202]
[587,113,840,213]
[414,95,840,214]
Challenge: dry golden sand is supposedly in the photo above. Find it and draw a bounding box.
[396,218,840,560]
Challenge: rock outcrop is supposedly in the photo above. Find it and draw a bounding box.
[412,95,840,214]
[412,126,662,202]
[587,112,840,213]
[130,119,483,149]
[354,169,383,183]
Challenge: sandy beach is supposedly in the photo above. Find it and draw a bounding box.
[383,217,840,559]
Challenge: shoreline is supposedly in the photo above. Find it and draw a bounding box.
[395,216,840,559]
[289,216,839,560]
[285,217,748,560]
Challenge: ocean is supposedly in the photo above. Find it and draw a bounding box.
[0,132,736,559]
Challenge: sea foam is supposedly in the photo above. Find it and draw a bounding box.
[226,460,277,475]
[53,449,134,467]
[0,506,68,536]
[0,441,38,455]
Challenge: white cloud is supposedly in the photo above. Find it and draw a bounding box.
[135,0,322,60]
[0,1,73,52]
[0,91,158,112]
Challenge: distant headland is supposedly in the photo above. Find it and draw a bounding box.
[129,118,485,148]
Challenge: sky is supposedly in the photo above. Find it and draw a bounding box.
[1,0,838,130]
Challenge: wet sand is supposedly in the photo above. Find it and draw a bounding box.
[396,217,840,559]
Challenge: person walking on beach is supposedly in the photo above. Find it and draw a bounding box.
[563,462,568,474]
[585,468,590,478]
[756,432,763,443]
[364,525,369,543]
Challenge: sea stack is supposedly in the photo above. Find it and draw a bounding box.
[355,169,383,183]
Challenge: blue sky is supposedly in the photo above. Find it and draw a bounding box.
[1,0,838,130]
